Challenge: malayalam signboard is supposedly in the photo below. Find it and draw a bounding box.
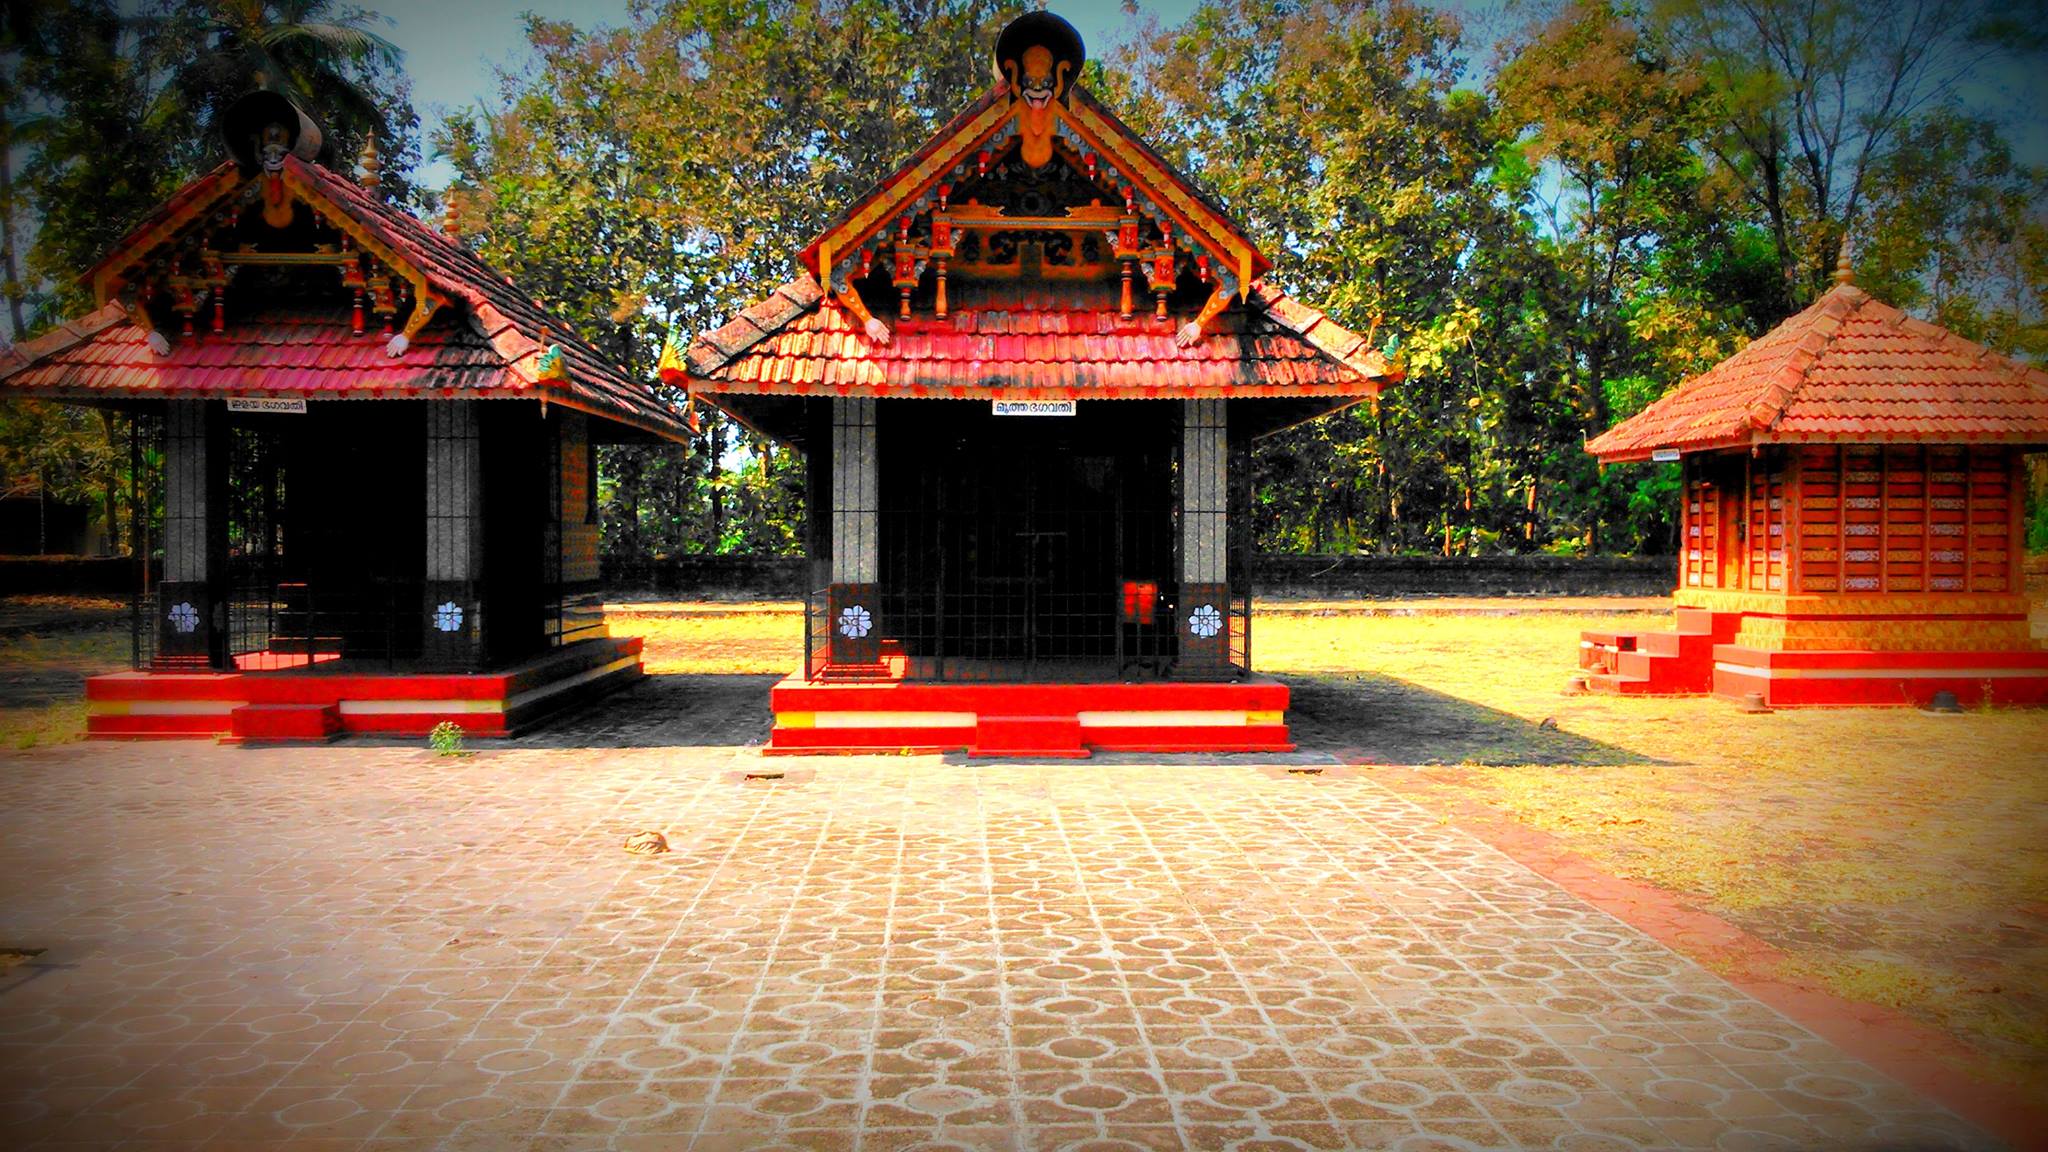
[991,399,1076,417]
[226,397,308,415]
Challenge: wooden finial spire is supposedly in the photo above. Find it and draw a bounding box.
[1833,233,1854,287]
[357,131,381,195]
[441,190,462,240]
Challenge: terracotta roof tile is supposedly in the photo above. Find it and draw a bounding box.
[1587,283,2048,462]
[7,159,685,442]
[670,274,1397,402]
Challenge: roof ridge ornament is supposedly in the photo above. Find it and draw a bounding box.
[358,131,382,196]
[995,12,1084,170]
[1834,232,1854,287]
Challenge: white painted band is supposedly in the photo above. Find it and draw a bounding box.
[1079,710,1262,727]
[90,700,241,716]
[1713,662,2048,680]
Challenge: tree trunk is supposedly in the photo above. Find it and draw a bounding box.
[704,416,725,553]
[0,120,27,340]
[100,411,118,555]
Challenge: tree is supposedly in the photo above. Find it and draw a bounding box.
[2,0,422,554]
[1493,0,1767,550]
[1101,0,1533,554]
[1859,109,2048,358]
[1653,0,2030,315]
[441,0,1012,560]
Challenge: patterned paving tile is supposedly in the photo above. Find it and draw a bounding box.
[0,740,1999,1150]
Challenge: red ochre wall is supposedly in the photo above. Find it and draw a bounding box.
[1672,445,2034,653]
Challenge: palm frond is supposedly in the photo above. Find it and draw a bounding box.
[257,22,402,66]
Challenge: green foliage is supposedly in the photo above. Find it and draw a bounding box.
[9,0,2044,568]
[437,0,1014,559]
[428,721,466,757]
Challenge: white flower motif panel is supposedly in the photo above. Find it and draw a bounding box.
[167,602,199,634]
[1188,603,1223,639]
[433,601,465,633]
[837,605,872,639]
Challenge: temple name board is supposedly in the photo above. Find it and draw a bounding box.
[225,397,308,414]
[991,399,1076,417]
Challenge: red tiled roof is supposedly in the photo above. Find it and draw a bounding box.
[675,275,1394,401]
[3,158,687,442]
[1,307,525,396]
[1587,283,2048,462]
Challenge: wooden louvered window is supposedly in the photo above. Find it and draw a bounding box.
[1745,452,1786,591]
[1931,446,2015,593]
[1797,445,2014,594]
[1883,447,1925,592]
[1796,447,1841,591]
[1682,459,1724,589]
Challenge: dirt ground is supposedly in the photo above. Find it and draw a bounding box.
[5,593,2045,1111]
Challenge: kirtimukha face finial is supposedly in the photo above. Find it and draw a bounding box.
[994,12,1083,170]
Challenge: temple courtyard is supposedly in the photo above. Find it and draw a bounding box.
[2,597,2044,1150]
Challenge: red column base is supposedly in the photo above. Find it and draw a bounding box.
[85,637,645,742]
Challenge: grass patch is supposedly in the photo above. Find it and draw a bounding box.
[614,609,802,676]
[1,700,90,750]
[1258,612,2048,1101]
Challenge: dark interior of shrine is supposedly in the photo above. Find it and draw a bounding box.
[871,399,1186,682]
[137,400,564,671]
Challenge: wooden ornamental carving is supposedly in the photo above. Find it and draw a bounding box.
[995,12,1082,170]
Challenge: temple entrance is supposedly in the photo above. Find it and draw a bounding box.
[879,401,1176,681]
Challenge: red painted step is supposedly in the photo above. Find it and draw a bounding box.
[227,703,341,743]
[969,715,1089,759]
[1579,609,1739,695]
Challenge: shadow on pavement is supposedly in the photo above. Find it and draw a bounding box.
[1281,672,1657,766]
[517,673,779,749]
[515,669,1652,766]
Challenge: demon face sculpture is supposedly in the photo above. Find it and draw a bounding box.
[995,13,1082,170]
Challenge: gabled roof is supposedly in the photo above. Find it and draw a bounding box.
[672,73,1395,421]
[801,82,1270,296]
[1588,282,2048,463]
[3,157,688,443]
[670,273,1395,403]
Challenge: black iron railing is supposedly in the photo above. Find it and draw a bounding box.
[800,579,1251,684]
[133,578,423,671]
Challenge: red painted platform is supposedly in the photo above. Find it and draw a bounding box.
[766,674,1293,757]
[1710,645,2048,709]
[87,636,644,741]
[1579,608,2048,707]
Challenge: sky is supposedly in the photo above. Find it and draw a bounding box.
[384,1,1201,187]
[377,0,2043,192]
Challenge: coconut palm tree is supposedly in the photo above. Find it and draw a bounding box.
[161,0,404,158]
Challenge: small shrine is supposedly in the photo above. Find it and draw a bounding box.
[1580,249,2048,707]
[668,13,1397,755]
[0,93,690,741]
